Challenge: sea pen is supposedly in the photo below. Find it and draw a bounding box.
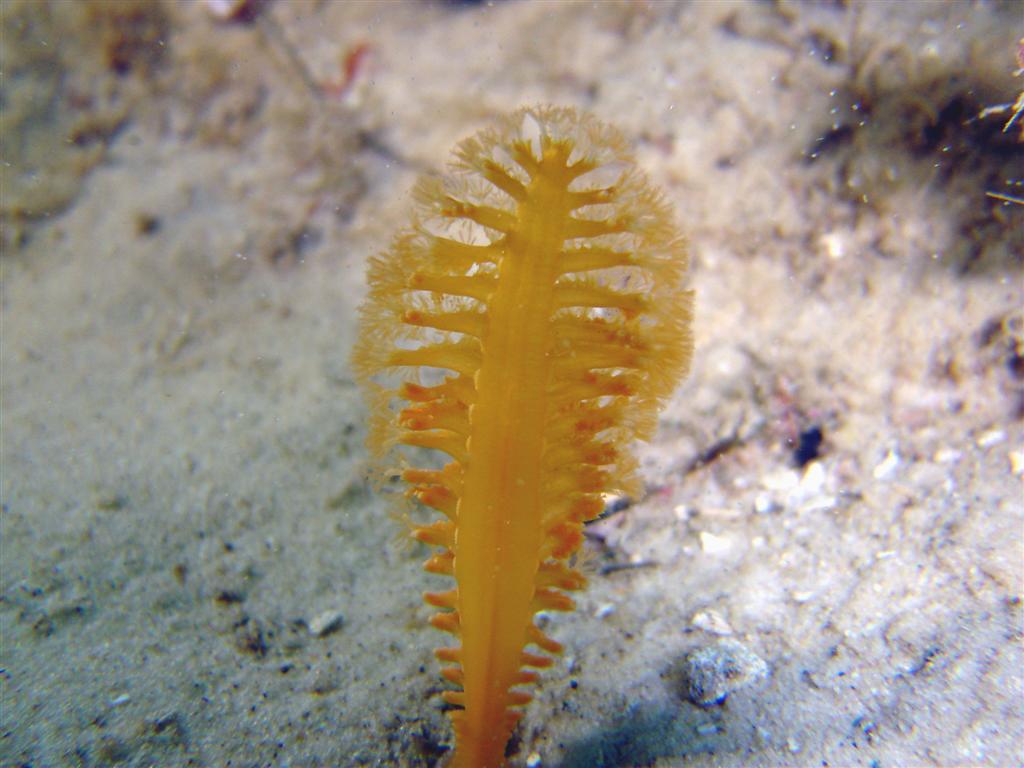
[353,106,693,767]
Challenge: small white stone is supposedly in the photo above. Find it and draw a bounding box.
[308,609,344,637]
[763,468,799,493]
[526,751,542,768]
[696,722,719,736]
[674,504,693,522]
[1009,448,1024,475]
[976,429,1006,448]
[204,0,249,19]
[933,447,962,464]
[799,494,837,513]
[753,492,776,515]
[873,450,900,480]
[699,531,732,555]
[820,230,847,260]
[110,693,130,706]
[799,461,826,495]
[705,344,751,388]
[594,603,616,619]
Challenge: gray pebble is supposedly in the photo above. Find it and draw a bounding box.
[684,638,769,706]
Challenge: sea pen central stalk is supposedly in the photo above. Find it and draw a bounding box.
[452,143,575,767]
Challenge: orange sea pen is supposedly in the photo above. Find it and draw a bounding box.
[353,106,693,767]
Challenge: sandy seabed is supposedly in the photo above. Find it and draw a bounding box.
[2,1,1022,766]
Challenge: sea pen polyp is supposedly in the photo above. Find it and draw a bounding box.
[353,106,693,767]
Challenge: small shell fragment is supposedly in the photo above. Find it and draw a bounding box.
[691,609,734,636]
